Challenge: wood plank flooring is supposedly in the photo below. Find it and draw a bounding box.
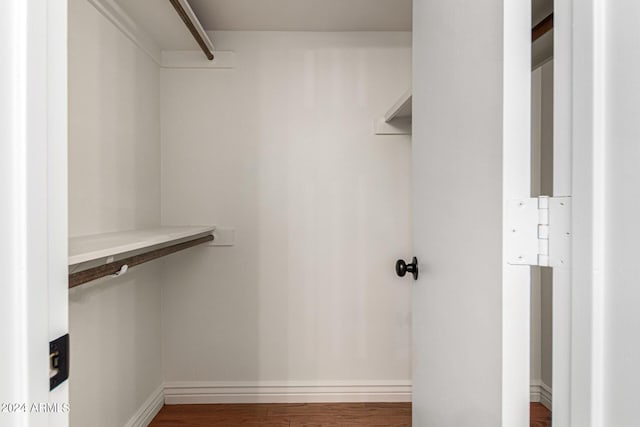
[530,402,552,427]
[150,402,552,426]
[150,403,410,426]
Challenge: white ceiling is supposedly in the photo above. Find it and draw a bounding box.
[115,0,412,50]
[114,0,551,52]
[115,0,197,50]
[188,0,412,32]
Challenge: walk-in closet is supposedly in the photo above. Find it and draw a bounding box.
[13,0,629,425]
[67,1,412,425]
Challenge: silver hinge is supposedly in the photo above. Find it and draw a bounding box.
[507,196,571,267]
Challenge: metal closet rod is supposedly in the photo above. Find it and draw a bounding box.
[68,234,214,288]
[532,13,554,43]
[168,0,215,60]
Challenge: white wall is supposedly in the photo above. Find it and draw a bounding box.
[530,60,553,404]
[160,31,412,389]
[67,0,163,425]
[602,2,640,424]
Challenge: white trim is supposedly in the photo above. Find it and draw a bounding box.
[123,385,165,427]
[552,1,573,426]
[554,0,606,425]
[85,0,236,69]
[530,380,553,411]
[502,0,532,425]
[161,50,236,69]
[1,0,70,423]
[87,0,161,64]
[529,384,540,402]
[163,381,412,404]
[540,382,553,411]
[1,1,33,420]
[47,0,70,425]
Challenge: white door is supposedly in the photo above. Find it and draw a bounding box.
[0,1,69,426]
[409,1,531,425]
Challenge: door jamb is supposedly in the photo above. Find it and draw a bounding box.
[502,0,533,425]
[557,0,606,425]
[0,1,69,426]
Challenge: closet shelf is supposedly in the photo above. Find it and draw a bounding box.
[375,88,412,135]
[69,226,215,265]
[68,226,215,288]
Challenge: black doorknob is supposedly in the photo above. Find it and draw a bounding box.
[396,257,418,280]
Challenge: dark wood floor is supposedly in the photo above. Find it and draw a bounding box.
[150,403,410,426]
[531,403,552,427]
[150,402,551,426]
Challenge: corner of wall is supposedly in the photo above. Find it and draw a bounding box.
[123,385,165,427]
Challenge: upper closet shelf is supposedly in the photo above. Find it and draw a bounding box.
[68,226,215,288]
[69,226,215,266]
[375,88,412,135]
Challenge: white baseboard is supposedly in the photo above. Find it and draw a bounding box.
[539,382,552,410]
[530,380,552,411]
[163,380,412,405]
[123,385,164,427]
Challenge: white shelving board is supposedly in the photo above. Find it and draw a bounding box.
[375,88,412,135]
[69,226,215,266]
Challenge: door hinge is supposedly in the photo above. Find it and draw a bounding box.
[50,334,69,391]
[507,196,571,267]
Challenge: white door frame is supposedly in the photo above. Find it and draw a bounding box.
[552,0,573,424]
[501,0,533,425]
[556,0,605,425]
[529,0,604,425]
[0,1,68,426]
[0,0,601,425]
[504,0,603,425]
